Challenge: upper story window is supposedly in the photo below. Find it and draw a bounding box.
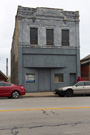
[62,30,69,46]
[30,28,38,44]
[46,29,54,45]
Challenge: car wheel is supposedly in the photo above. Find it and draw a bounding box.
[12,91,20,99]
[66,89,73,97]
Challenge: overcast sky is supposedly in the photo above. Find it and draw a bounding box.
[0,0,90,75]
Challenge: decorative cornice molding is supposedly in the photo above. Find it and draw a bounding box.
[17,6,79,22]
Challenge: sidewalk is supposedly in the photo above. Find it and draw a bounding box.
[23,91,57,97]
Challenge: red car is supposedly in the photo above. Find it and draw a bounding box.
[0,82,26,99]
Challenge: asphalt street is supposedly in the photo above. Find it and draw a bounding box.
[0,94,90,135]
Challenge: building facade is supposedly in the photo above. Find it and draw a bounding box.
[11,6,80,92]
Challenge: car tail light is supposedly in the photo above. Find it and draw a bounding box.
[21,86,25,90]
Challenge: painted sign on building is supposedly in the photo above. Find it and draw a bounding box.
[26,74,35,83]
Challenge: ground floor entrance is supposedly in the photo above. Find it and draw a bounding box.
[38,69,51,91]
[23,67,77,92]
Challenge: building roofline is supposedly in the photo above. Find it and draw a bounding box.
[0,70,8,79]
[81,54,90,61]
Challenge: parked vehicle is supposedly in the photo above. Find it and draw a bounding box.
[54,81,90,97]
[0,82,26,99]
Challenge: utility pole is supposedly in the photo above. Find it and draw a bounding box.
[6,58,8,77]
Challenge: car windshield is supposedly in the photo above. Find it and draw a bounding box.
[74,82,84,86]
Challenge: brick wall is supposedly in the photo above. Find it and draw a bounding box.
[81,64,89,81]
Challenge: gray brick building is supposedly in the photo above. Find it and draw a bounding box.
[11,6,80,92]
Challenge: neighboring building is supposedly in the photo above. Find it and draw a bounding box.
[0,70,8,82]
[11,6,80,92]
[81,55,90,81]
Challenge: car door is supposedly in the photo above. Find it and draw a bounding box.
[84,82,90,95]
[73,82,85,95]
[2,82,12,96]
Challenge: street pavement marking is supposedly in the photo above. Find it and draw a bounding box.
[0,106,90,112]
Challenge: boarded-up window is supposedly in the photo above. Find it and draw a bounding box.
[54,74,64,83]
[62,30,69,46]
[30,28,38,44]
[46,29,54,45]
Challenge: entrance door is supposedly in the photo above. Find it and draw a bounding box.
[38,69,51,91]
[70,73,76,85]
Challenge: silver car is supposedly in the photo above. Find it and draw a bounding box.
[54,81,90,97]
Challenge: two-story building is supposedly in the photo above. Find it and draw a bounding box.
[11,6,80,92]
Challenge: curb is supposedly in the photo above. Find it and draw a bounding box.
[23,92,57,97]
